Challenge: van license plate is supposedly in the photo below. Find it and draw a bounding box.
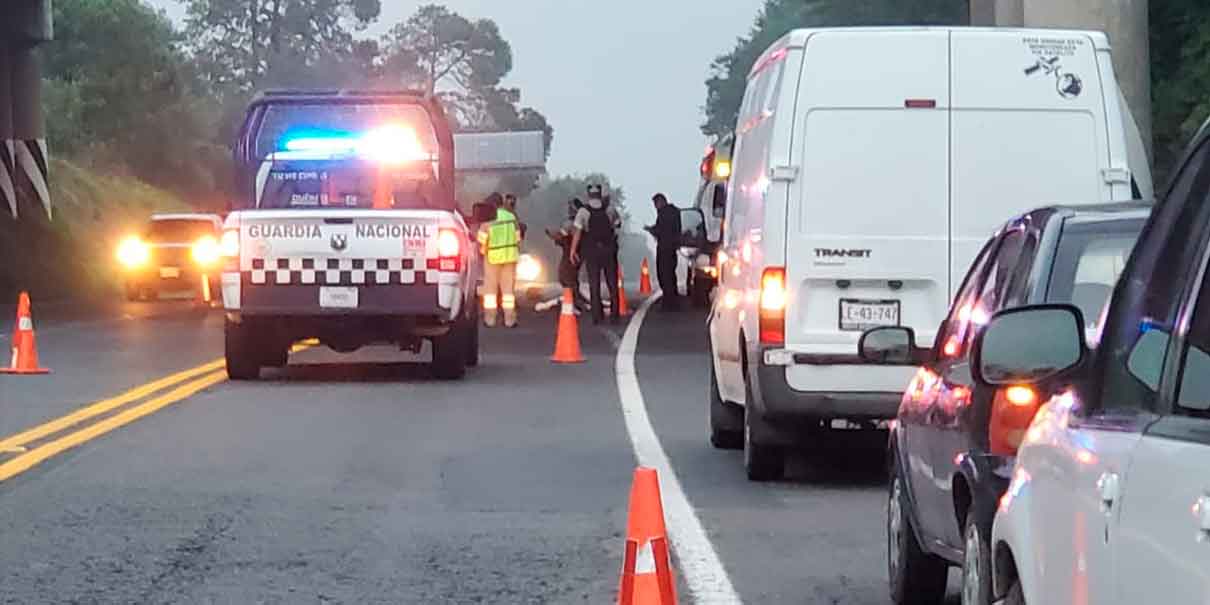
[319,287,358,309]
[159,267,181,279]
[839,299,900,331]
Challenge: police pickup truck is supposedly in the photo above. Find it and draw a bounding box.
[219,90,485,380]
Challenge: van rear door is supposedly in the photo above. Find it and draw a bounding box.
[787,30,951,357]
[950,30,1112,296]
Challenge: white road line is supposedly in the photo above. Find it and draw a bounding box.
[615,293,743,604]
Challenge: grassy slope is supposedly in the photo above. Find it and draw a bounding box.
[0,159,189,302]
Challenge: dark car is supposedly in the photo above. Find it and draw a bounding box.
[859,203,1149,604]
[117,213,224,303]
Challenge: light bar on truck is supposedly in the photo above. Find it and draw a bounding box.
[279,124,435,164]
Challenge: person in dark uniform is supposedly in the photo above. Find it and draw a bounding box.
[570,184,622,324]
[645,193,682,311]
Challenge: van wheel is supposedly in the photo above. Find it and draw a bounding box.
[431,323,468,380]
[709,361,743,449]
[263,343,290,368]
[1003,579,1025,605]
[743,379,784,481]
[888,465,948,604]
[225,321,262,381]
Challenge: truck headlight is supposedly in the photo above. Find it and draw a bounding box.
[517,254,542,282]
[192,236,221,267]
[116,236,150,269]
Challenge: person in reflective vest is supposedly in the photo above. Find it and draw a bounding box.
[477,192,521,327]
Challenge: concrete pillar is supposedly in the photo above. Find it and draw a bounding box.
[1,0,53,220]
[969,0,1152,163]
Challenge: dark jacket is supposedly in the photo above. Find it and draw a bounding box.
[653,204,682,249]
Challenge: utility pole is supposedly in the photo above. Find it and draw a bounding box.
[0,0,53,220]
[969,0,1151,164]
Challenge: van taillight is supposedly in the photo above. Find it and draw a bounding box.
[989,385,1041,456]
[759,267,787,344]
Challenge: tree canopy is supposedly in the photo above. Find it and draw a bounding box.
[41,1,555,206]
[701,0,968,137]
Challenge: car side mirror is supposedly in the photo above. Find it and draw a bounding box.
[972,304,1087,387]
[859,326,929,365]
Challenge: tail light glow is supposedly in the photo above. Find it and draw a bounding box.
[989,385,1043,456]
[429,228,462,272]
[759,267,787,344]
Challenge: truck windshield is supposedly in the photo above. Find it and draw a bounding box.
[144,219,216,243]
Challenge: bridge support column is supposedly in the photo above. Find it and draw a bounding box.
[970,0,1151,164]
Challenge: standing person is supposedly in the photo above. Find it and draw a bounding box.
[476,192,521,328]
[546,198,588,311]
[645,193,682,311]
[570,184,622,324]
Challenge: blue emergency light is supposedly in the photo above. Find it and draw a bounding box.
[278,125,433,164]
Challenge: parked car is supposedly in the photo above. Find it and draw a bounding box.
[116,213,223,303]
[982,119,1210,605]
[707,26,1151,480]
[861,203,1148,605]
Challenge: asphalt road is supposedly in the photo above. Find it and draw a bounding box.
[0,297,960,604]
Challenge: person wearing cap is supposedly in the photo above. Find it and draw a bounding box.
[570,184,622,324]
[476,192,520,328]
[546,198,590,311]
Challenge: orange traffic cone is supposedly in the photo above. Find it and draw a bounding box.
[1,292,50,375]
[639,258,653,295]
[551,288,585,364]
[617,266,631,316]
[618,467,678,605]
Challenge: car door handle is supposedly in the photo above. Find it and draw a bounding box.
[1096,472,1120,513]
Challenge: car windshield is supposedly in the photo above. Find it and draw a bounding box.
[1046,218,1146,328]
[144,219,215,243]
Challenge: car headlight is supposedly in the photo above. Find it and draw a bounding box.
[517,254,542,282]
[116,236,150,269]
[191,236,221,267]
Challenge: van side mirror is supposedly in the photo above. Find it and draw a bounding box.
[859,326,929,365]
[972,305,1087,387]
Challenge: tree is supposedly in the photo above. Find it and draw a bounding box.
[1150,1,1210,184]
[41,0,227,196]
[702,0,966,136]
[380,4,513,127]
[184,0,381,95]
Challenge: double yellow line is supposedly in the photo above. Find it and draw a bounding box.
[0,341,314,483]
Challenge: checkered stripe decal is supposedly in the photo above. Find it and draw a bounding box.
[245,258,437,286]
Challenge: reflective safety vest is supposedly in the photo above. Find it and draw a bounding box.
[486,208,520,265]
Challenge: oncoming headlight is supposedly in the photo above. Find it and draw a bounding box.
[192,236,221,267]
[517,254,542,282]
[116,236,150,269]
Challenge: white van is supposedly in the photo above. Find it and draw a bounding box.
[706,27,1153,481]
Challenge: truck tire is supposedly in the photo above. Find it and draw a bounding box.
[431,321,468,380]
[225,321,262,381]
[465,303,480,367]
[709,361,742,449]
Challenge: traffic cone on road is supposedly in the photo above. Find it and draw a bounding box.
[616,266,631,317]
[618,467,678,605]
[639,258,653,295]
[551,288,585,364]
[1,292,50,375]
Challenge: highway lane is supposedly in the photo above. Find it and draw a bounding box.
[0,299,961,603]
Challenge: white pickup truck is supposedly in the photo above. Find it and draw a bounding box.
[219,90,510,380]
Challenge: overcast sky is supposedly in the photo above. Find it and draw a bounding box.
[148,1,763,225]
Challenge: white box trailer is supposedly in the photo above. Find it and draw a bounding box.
[453,131,546,173]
